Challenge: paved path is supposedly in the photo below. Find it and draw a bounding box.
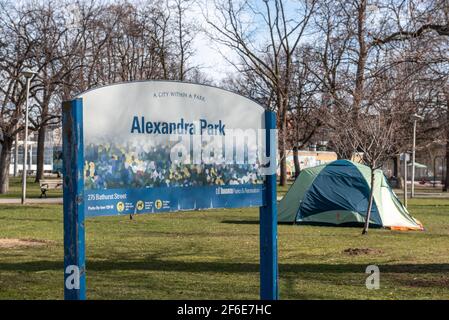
[1,192,447,205]
[393,192,449,198]
[0,198,62,204]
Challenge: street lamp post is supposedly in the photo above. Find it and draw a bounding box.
[411,113,424,198]
[21,69,37,205]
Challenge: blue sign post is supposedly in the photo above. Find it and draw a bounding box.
[62,81,278,300]
[260,110,278,300]
[62,99,86,300]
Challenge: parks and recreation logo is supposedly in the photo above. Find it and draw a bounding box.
[154,199,163,209]
[117,199,162,212]
[136,200,144,211]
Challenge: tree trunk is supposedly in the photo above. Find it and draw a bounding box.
[293,146,300,179]
[352,0,367,122]
[393,156,399,177]
[0,137,13,194]
[35,123,47,182]
[393,155,404,188]
[13,132,19,177]
[279,146,287,186]
[444,143,449,192]
[279,105,288,186]
[362,165,375,235]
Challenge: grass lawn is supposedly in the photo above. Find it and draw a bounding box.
[1,198,449,299]
[0,176,443,200]
[0,177,62,199]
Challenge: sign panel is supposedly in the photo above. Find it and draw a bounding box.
[78,81,267,216]
[63,81,278,300]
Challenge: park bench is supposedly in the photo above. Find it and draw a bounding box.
[39,179,63,198]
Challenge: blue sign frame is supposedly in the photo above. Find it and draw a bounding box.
[62,94,278,300]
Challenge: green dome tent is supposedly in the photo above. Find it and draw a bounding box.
[278,160,423,231]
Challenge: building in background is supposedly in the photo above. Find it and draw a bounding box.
[279,149,338,178]
[0,127,62,176]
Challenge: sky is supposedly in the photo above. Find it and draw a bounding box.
[186,0,317,83]
[190,29,235,83]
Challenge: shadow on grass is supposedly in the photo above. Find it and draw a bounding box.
[0,216,60,223]
[221,220,259,225]
[221,220,385,229]
[1,259,448,275]
[0,205,56,211]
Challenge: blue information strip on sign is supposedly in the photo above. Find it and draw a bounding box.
[85,184,264,216]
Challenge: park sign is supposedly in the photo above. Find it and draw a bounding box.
[80,81,271,215]
[62,81,278,300]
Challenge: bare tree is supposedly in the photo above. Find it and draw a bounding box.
[0,1,35,193]
[25,1,69,182]
[203,0,318,186]
[0,0,203,193]
[289,47,322,177]
[172,0,196,80]
[331,104,402,234]
[373,0,449,190]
